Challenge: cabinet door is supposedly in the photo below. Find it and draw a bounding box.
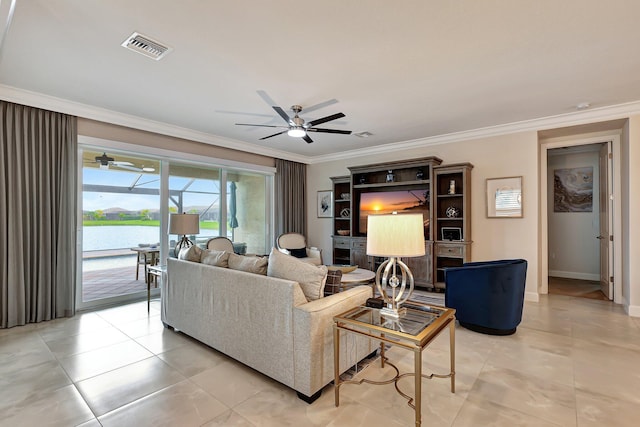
[404,242,432,288]
[350,238,370,269]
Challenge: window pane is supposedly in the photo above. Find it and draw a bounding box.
[169,163,221,248]
[81,149,160,304]
[228,170,267,255]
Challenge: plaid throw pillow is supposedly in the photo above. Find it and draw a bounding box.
[324,270,343,296]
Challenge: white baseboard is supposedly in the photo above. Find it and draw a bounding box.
[548,270,600,282]
[625,302,640,317]
[525,291,539,303]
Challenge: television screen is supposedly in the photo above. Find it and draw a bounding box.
[359,189,429,235]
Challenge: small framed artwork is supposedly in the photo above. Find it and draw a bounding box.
[486,176,523,218]
[317,190,333,218]
[441,227,462,241]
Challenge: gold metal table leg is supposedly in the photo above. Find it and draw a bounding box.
[334,324,340,407]
[450,319,456,393]
[414,347,422,427]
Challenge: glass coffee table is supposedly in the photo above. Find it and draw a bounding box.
[333,302,455,427]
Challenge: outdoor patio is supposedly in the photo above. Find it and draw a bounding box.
[82,267,153,301]
[82,253,159,302]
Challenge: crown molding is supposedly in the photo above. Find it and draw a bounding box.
[3,84,640,166]
[0,84,310,164]
[309,100,640,164]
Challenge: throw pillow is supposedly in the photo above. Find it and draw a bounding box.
[324,269,343,296]
[289,247,307,258]
[201,249,230,267]
[267,247,327,301]
[178,245,202,263]
[228,253,268,275]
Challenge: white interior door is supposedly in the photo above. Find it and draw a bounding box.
[598,142,613,300]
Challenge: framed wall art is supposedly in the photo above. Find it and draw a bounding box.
[553,167,593,212]
[317,190,333,218]
[486,176,523,218]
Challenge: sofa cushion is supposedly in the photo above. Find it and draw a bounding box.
[289,247,307,258]
[178,245,202,262]
[201,249,230,267]
[267,248,327,301]
[228,253,268,275]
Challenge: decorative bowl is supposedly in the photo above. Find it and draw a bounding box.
[337,230,350,236]
[327,265,358,274]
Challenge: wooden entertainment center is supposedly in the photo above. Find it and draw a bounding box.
[331,157,473,290]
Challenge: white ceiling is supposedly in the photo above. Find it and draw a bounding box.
[2,0,640,163]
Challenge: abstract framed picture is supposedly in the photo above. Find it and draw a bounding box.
[553,167,593,212]
[317,190,333,218]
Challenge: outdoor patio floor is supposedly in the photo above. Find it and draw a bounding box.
[82,265,159,302]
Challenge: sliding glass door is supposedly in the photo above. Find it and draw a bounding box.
[78,146,273,309]
[80,149,161,308]
[168,163,221,250]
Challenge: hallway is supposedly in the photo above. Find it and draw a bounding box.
[548,276,608,301]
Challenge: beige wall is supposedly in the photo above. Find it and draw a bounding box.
[78,118,275,168]
[625,116,640,312]
[307,131,540,301]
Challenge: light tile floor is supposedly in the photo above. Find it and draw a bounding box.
[1,294,639,426]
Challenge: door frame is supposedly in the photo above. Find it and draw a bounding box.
[539,133,622,304]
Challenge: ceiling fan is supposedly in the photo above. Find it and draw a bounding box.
[236,104,352,143]
[93,152,155,172]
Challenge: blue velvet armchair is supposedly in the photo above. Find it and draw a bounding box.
[444,259,528,335]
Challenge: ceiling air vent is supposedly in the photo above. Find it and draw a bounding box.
[121,32,171,61]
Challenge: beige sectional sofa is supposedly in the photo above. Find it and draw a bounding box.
[161,255,373,402]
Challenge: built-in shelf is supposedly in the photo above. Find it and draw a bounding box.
[353,179,430,189]
[433,163,473,288]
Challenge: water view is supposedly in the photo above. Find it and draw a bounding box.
[83,225,161,251]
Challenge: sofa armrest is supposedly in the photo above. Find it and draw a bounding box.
[292,285,373,396]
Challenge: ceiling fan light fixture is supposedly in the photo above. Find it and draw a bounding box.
[287,127,306,138]
[142,167,155,172]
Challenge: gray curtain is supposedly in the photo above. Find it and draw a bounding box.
[0,101,77,328]
[274,158,306,239]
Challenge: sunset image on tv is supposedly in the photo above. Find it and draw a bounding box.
[359,190,429,233]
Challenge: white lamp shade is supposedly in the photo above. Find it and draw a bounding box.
[366,213,425,257]
[169,213,200,235]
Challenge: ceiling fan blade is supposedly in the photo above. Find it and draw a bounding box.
[236,123,285,128]
[308,128,352,135]
[272,106,292,124]
[216,110,274,118]
[303,134,314,144]
[307,112,345,127]
[302,98,338,114]
[114,164,143,172]
[256,90,278,107]
[259,130,288,140]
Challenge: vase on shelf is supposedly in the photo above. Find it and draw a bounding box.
[448,180,456,195]
[386,170,395,183]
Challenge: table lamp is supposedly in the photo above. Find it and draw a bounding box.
[366,212,425,318]
[169,213,200,257]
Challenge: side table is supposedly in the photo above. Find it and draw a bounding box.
[333,302,456,426]
[340,268,376,292]
[147,264,166,313]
